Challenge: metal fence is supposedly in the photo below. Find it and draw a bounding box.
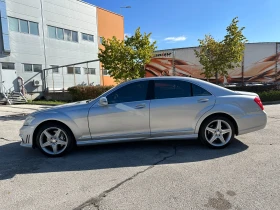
[42,59,100,93]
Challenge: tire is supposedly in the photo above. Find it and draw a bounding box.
[199,116,235,149]
[35,122,75,157]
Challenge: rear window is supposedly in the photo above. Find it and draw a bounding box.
[192,84,212,96]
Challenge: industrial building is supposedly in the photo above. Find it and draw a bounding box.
[0,0,124,102]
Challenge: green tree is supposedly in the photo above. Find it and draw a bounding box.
[195,17,247,81]
[98,27,157,83]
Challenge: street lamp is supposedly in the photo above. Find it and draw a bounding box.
[120,6,131,14]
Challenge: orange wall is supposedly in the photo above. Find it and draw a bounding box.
[97,7,124,86]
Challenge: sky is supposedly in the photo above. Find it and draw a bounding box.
[86,0,280,50]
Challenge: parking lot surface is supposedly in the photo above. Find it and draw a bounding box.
[0,104,279,210]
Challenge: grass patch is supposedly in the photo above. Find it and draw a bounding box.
[28,100,67,106]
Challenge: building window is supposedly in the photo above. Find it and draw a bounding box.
[48,25,78,42]
[67,67,81,74]
[103,69,109,75]
[8,17,39,35]
[51,65,59,73]
[64,29,71,41]
[75,67,81,74]
[57,28,64,40]
[33,64,42,72]
[19,19,28,33]
[29,21,39,35]
[24,64,42,72]
[2,62,15,70]
[48,26,56,38]
[72,31,78,42]
[99,36,104,44]
[8,17,19,32]
[24,64,33,72]
[84,68,96,74]
[67,67,74,74]
[82,33,94,42]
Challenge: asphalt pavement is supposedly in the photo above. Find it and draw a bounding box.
[0,104,279,210]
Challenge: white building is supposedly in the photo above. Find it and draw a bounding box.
[0,0,124,99]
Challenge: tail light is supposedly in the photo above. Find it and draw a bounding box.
[254,97,264,110]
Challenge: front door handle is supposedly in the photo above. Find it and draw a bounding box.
[135,104,146,109]
[198,98,209,103]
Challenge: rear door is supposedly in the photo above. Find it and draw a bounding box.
[150,79,215,137]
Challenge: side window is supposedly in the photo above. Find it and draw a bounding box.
[154,80,191,99]
[192,84,211,96]
[107,81,149,104]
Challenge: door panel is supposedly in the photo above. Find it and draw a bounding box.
[150,96,215,136]
[88,81,151,140]
[150,80,215,137]
[88,100,150,139]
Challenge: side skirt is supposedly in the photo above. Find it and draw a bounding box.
[76,134,198,146]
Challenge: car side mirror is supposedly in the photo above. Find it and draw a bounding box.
[99,97,108,106]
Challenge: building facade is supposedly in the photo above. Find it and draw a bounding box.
[0,0,123,96]
[146,42,280,84]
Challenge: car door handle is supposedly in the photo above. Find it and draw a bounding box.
[135,104,146,109]
[198,98,209,103]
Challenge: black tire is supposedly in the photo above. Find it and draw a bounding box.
[35,122,75,157]
[199,116,235,149]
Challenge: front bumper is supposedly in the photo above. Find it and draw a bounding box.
[19,125,35,148]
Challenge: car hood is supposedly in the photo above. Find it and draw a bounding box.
[31,100,91,115]
[235,91,258,96]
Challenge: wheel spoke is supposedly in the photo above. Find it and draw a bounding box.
[219,135,226,144]
[54,129,62,138]
[206,127,216,134]
[216,120,222,130]
[52,144,58,154]
[222,129,231,134]
[56,139,67,146]
[209,135,217,143]
[42,141,51,148]
[43,131,52,140]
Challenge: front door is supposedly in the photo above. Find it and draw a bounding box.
[150,79,215,137]
[0,63,18,93]
[88,81,151,140]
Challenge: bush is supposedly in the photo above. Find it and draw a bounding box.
[68,86,113,101]
[227,84,279,93]
[259,90,280,102]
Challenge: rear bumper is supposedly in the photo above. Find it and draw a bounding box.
[237,111,267,135]
[19,125,35,148]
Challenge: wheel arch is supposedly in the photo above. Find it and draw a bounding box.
[197,113,239,136]
[32,120,76,148]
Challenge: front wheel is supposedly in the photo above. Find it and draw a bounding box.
[199,116,235,148]
[35,122,75,157]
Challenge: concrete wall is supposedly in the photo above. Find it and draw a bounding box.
[97,7,124,86]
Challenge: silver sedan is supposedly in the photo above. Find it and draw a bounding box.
[20,77,267,157]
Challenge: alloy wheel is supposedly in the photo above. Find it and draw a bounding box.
[39,127,68,155]
[204,119,232,147]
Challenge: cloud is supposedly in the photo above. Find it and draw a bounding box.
[124,33,131,38]
[149,37,155,42]
[164,35,187,42]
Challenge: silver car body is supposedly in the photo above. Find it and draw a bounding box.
[20,77,267,148]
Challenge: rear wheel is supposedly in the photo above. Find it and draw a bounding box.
[35,122,75,157]
[199,116,235,148]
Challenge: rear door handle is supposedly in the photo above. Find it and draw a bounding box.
[135,104,146,109]
[198,98,209,103]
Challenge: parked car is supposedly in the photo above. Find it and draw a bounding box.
[20,77,267,157]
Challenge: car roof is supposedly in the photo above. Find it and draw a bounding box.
[126,77,235,96]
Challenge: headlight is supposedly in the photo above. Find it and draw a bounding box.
[24,116,35,126]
